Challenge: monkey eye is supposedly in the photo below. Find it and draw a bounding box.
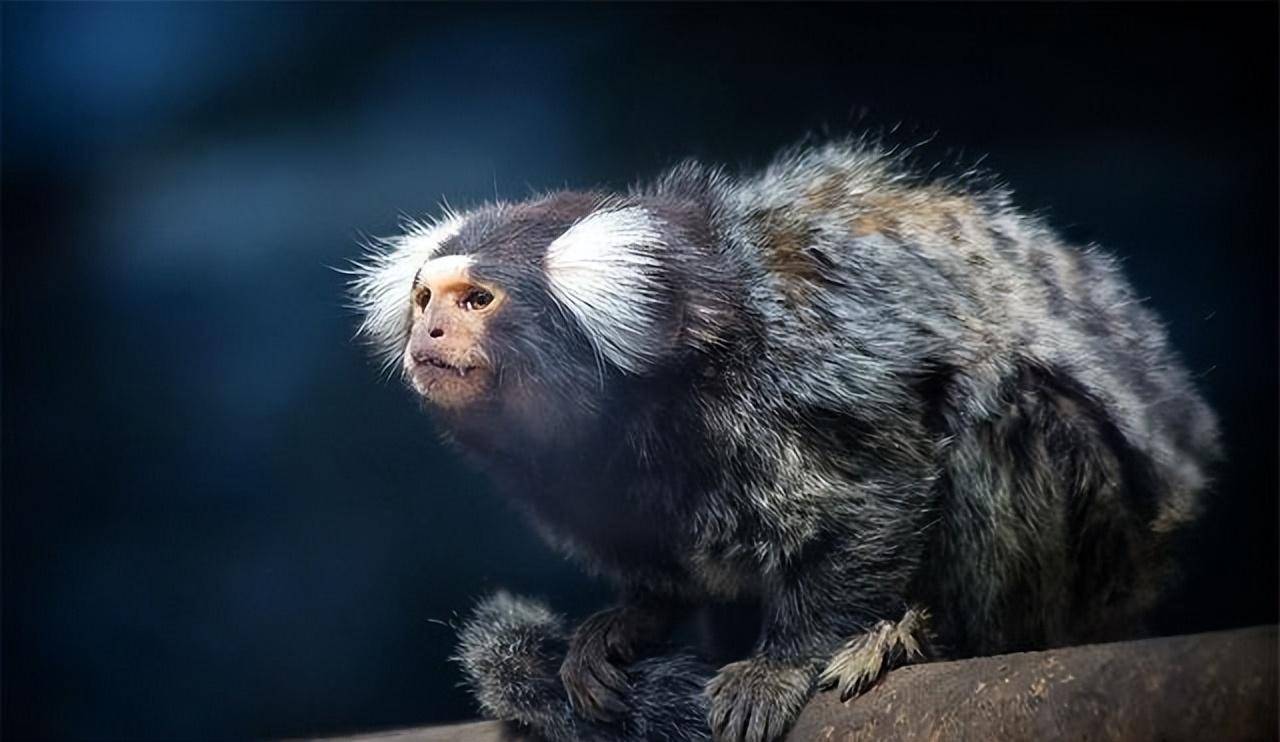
[414,287,431,310]
[462,288,495,311]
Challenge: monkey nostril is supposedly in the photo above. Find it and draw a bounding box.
[429,328,445,339]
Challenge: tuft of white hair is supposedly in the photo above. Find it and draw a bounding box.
[346,213,466,372]
[544,206,668,374]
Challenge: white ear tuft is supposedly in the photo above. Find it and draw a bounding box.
[544,206,668,374]
[346,214,466,372]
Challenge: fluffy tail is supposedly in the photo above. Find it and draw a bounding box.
[454,592,712,742]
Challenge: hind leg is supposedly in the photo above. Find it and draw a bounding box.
[817,607,932,701]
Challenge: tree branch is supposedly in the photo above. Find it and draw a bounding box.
[323,625,1277,742]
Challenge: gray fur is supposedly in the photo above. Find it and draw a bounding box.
[356,139,1220,741]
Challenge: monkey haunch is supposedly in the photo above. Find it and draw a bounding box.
[351,141,1219,742]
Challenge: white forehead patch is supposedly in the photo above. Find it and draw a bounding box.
[347,213,466,371]
[415,254,475,287]
[544,206,667,374]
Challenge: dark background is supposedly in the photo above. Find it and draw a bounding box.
[3,3,1276,739]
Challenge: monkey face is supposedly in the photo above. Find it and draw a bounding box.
[402,254,504,409]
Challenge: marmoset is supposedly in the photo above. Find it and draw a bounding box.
[350,140,1219,742]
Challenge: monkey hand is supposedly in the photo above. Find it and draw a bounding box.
[559,607,639,722]
[707,656,814,742]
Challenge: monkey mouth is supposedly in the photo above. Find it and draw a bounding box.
[420,354,481,378]
[408,354,492,408]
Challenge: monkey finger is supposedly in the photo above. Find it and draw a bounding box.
[815,671,837,692]
[562,664,605,717]
[580,675,629,721]
[572,657,631,717]
[708,690,733,738]
[759,702,791,742]
[595,687,631,719]
[593,657,631,693]
[744,703,771,742]
[722,697,750,742]
[564,680,610,721]
[838,670,870,703]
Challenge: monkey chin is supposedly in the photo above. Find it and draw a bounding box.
[407,361,493,410]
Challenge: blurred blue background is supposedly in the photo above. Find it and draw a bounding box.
[3,3,1276,739]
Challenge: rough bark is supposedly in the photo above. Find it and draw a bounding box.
[320,625,1277,742]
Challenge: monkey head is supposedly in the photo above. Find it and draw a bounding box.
[351,188,736,449]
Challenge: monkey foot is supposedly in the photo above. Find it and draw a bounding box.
[818,607,932,702]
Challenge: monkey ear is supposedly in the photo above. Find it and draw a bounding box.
[544,205,669,374]
[346,213,466,373]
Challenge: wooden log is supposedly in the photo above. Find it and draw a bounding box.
[322,625,1277,742]
[790,624,1277,741]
